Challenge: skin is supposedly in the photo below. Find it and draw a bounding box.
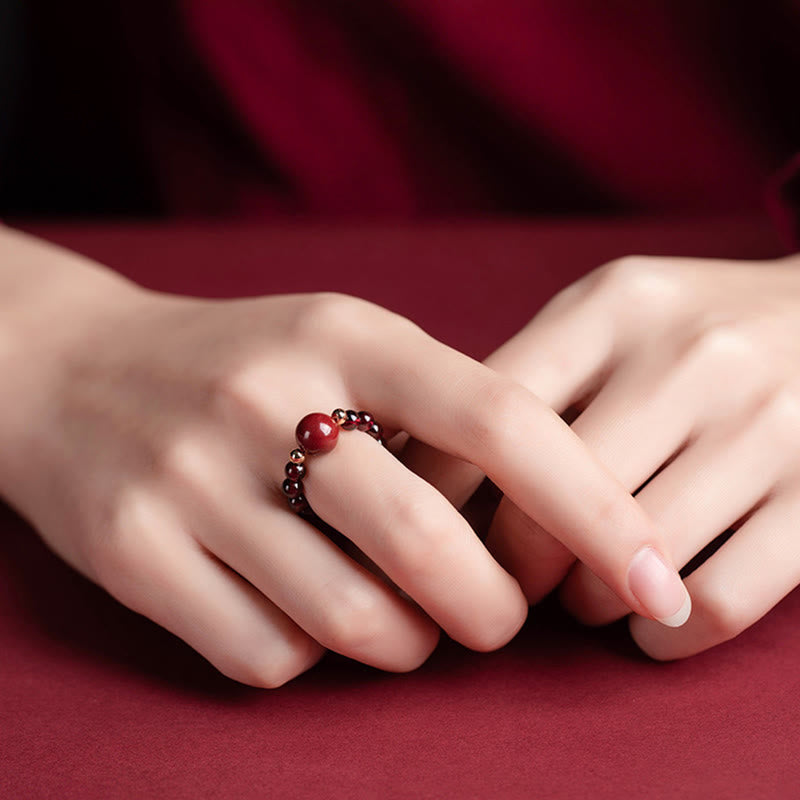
[408,252,800,661]
[0,227,690,686]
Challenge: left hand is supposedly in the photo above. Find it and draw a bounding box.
[405,253,800,659]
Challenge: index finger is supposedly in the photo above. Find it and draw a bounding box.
[349,319,691,628]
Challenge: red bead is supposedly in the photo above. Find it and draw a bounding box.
[282,479,303,498]
[366,421,383,440]
[295,413,339,454]
[289,495,310,514]
[357,411,374,431]
[285,462,306,481]
[342,409,360,430]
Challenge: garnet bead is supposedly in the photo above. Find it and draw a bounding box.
[285,462,306,481]
[357,411,374,431]
[342,409,360,430]
[289,495,310,514]
[366,421,383,439]
[295,413,339,454]
[282,479,303,498]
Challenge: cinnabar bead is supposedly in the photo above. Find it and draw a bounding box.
[285,462,306,481]
[295,413,339,454]
[357,411,374,431]
[342,409,360,430]
[282,479,303,498]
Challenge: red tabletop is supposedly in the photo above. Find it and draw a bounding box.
[2,216,797,799]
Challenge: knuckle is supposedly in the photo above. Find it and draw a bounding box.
[293,293,380,346]
[385,489,432,532]
[87,487,160,597]
[382,490,450,569]
[759,382,800,433]
[687,321,758,367]
[208,362,289,437]
[590,492,632,538]
[459,378,532,453]
[317,585,388,656]
[209,362,253,409]
[593,255,681,310]
[696,579,753,643]
[154,432,217,489]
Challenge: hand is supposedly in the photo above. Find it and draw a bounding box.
[0,229,691,686]
[407,253,800,659]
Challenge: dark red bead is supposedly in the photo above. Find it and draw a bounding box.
[282,479,303,498]
[342,409,360,430]
[285,462,306,481]
[366,421,383,439]
[295,413,339,454]
[357,411,374,431]
[289,495,310,514]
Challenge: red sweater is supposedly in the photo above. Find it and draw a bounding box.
[20,2,800,220]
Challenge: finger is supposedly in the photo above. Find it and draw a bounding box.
[193,480,442,673]
[481,278,615,410]
[96,495,324,688]
[402,281,615,507]
[560,392,794,625]
[490,351,701,609]
[629,488,800,660]
[491,321,774,616]
[350,324,691,627]
[484,500,575,605]
[305,430,529,652]
[487,348,696,619]
[487,360,696,608]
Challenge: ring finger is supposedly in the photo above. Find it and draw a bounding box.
[304,428,529,652]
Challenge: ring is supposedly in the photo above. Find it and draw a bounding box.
[281,409,386,515]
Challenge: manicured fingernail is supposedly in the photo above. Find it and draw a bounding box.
[627,547,691,627]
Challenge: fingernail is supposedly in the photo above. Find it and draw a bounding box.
[627,547,691,627]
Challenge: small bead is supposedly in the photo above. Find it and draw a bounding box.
[366,421,383,439]
[357,411,374,431]
[342,409,360,430]
[289,495,310,514]
[290,448,306,464]
[331,408,347,426]
[285,462,306,481]
[296,413,339,454]
[378,437,387,448]
[282,479,303,499]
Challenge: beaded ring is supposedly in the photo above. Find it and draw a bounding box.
[282,409,386,515]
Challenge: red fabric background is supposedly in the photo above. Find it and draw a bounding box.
[9,3,799,220]
[115,1,800,218]
[2,216,798,799]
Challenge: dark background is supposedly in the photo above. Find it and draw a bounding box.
[2,1,799,221]
[0,1,159,218]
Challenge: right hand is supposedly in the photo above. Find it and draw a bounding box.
[0,228,688,686]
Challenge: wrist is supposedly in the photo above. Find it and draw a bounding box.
[0,228,148,505]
